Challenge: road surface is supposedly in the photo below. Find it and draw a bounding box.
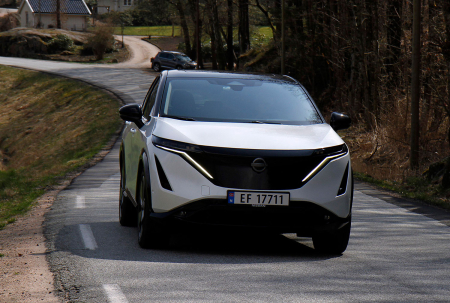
[1,46,450,302]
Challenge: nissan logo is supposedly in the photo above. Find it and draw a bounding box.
[251,158,267,173]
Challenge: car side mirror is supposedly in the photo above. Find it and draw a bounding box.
[330,112,351,131]
[119,103,144,128]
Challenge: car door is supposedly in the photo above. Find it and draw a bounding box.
[159,53,170,69]
[165,53,177,69]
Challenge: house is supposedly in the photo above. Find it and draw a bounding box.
[96,0,134,15]
[18,0,91,31]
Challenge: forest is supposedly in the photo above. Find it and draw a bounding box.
[118,0,450,204]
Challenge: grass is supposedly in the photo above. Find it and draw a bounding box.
[354,171,450,210]
[0,65,122,230]
[114,25,181,37]
[113,25,273,41]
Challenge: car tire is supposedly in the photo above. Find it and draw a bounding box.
[119,156,137,227]
[176,65,183,70]
[312,218,351,255]
[137,161,169,249]
[153,63,161,72]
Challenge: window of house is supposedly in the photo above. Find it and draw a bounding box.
[124,0,131,6]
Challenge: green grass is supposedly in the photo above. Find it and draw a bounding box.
[113,25,273,41]
[354,171,450,210]
[114,25,181,36]
[0,66,122,230]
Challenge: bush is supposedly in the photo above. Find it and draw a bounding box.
[48,34,74,53]
[85,21,115,60]
[0,13,19,32]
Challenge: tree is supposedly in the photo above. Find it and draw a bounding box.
[410,0,421,169]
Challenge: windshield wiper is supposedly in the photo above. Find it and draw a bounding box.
[164,115,196,121]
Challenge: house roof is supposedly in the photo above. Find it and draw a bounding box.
[22,0,91,15]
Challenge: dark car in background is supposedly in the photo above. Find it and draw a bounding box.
[151,51,197,72]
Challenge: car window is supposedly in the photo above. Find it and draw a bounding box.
[166,54,174,60]
[159,53,167,59]
[142,77,160,119]
[160,78,323,125]
[174,54,192,62]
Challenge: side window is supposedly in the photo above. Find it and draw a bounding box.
[159,53,167,59]
[142,78,160,119]
[167,54,174,60]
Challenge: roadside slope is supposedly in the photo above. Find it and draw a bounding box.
[0,65,122,303]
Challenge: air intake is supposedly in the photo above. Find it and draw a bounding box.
[337,163,349,196]
[154,155,172,191]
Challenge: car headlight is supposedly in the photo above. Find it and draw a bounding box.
[152,136,202,153]
[152,136,213,179]
[303,144,348,183]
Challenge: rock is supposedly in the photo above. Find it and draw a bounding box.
[423,158,448,182]
[60,50,74,56]
[442,159,450,189]
[110,58,118,63]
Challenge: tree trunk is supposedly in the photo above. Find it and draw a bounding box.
[410,0,421,169]
[56,0,61,29]
[441,1,450,187]
[386,0,402,89]
[176,0,192,58]
[227,0,234,70]
[239,0,250,54]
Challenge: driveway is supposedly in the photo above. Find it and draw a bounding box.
[2,43,450,302]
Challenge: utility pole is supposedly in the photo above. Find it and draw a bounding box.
[410,0,421,169]
[281,0,285,75]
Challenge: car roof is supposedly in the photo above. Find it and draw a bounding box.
[163,70,298,82]
[159,51,185,55]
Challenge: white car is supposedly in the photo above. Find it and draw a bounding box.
[119,70,353,254]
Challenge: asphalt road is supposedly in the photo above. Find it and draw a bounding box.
[2,56,450,302]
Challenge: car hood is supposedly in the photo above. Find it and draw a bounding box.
[152,118,345,150]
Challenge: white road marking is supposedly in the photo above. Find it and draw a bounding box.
[79,224,98,250]
[75,195,85,209]
[103,284,129,303]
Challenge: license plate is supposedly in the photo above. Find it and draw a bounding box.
[228,191,289,206]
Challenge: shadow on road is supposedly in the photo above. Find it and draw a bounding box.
[54,221,338,264]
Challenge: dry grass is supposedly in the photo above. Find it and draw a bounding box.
[0,65,122,228]
[342,95,450,209]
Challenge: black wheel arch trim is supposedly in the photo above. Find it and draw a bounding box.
[137,150,154,212]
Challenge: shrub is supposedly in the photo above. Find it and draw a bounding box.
[85,21,115,60]
[48,34,74,53]
[0,13,19,32]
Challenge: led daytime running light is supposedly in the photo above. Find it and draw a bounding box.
[156,145,214,179]
[302,152,347,183]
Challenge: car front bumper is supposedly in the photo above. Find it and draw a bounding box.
[149,146,353,233]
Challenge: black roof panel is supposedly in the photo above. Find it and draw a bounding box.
[28,0,91,15]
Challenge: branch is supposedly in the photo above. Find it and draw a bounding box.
[251,0,277,42]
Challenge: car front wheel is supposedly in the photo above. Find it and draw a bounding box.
[137,165,168,249]
[153,62,161,72]
[312,218,351,255]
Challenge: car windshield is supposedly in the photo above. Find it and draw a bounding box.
[160,78,323,125]
[174,54,192,62]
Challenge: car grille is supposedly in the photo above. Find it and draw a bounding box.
[187,147,328,190]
